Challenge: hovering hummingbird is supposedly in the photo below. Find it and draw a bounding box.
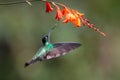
[24,26,81,67]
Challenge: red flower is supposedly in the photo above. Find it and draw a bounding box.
[46,1,53,12]
[44,1,106,36]
[62,8,81,27]
[62,6,70,15]
[55,5,63,20]
[63,13,71,23]
[70,10,81,27]
[71,17,81,27]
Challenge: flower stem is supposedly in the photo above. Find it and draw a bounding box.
[0,0,44,5]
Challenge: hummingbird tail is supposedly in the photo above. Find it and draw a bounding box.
[24,59,37,68]
[24,62,30,67]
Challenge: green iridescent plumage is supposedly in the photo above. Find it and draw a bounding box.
[32,42,53,60]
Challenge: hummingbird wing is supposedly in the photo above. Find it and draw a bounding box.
[45,42,81,60]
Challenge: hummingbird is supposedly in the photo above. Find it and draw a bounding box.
[24,26,81,67]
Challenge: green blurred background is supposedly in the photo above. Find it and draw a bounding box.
[0,0,120,80]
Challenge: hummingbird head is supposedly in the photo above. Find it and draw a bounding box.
[42,24,57,45]
[42,35,49,45]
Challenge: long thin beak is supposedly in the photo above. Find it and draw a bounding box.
[48,24,57,42]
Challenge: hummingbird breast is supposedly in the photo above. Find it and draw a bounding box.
[32,43,54,60]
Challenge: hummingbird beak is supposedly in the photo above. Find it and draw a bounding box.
[48,24,57,42]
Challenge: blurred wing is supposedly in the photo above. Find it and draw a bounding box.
[45,42,81,60]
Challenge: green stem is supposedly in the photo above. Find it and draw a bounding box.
[0,0,46,5]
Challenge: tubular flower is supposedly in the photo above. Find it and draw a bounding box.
[71,17,81,27]
[63,12,81,27]
[62,6,70,15]
[46,1,53,12]
[62,8,81,27]
[44,1,106,36]
[70,10,82,27]
[63,13,72,23]
[62,7,71,23]
[55,5,63,20]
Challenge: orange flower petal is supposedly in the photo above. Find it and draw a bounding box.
[71,17,81,27]
[61,7,70,15]
[70,10,81,27]
[69,13,76,21]
[46,2,53,13]
[55,6,63,20]
[63,13,71,23]
[71,16,81,27]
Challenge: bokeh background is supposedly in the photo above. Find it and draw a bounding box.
[0,0,120,80]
